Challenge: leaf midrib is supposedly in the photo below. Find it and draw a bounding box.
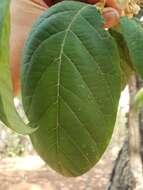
[55,4,89,166]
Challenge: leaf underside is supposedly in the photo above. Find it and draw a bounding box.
[0,0,36,134]
[21,1,121,176]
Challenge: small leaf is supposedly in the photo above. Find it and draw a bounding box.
[120,17,143,79]
[0,0,37,134]
[109,29,133,89]
[22,1,121,176]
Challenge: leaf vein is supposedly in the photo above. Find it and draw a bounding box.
[60,95,100,158]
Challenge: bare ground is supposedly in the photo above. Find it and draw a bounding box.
[0,138,123,190]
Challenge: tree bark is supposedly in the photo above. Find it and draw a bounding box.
[108,75,143,190]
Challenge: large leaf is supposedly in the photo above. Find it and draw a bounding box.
[120,17,143,78]
[0,0,37,134]
[22,1,121,176]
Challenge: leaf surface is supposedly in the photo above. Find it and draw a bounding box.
[109,29,133,89]
[22,1,121,176]
[120,17,143,78]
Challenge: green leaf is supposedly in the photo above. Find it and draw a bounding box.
[109,29,133,89]
[0,0,37,134]
[120,17,143,78]
[22,1,121,176]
